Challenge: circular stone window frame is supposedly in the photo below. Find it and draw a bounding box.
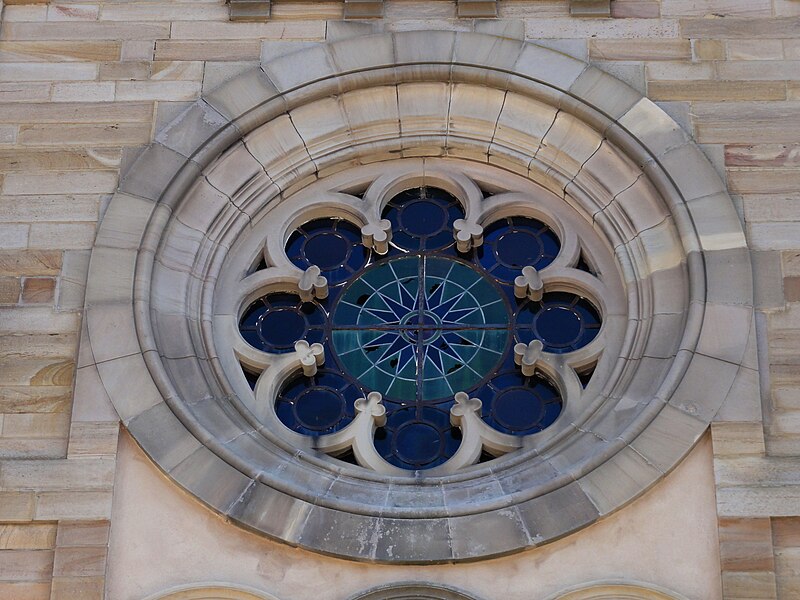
[84,31,754,563]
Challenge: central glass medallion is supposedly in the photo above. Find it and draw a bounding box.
[331,256,510,403]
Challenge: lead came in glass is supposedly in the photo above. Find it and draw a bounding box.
[478,216,560,283]
[241,187,603,470]
[286,217,369,284]
[239,293,325,354]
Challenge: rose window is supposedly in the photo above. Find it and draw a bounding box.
[234,179,609,474]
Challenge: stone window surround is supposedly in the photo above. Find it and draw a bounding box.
[83,30,754,563]
[218,161,623,476]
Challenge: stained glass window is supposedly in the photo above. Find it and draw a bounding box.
[240,187,602,470]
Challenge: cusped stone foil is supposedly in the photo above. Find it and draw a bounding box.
[84,31,754,562]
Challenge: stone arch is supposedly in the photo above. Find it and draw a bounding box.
[546,581,690,600]
[84,31,753,562]
[346,582,482,600]
[143,583,279,600]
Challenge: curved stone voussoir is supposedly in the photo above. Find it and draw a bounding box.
[567,66,642,122]
[118,142,194,204]
[204,68,284,134]
[155,98,238,167]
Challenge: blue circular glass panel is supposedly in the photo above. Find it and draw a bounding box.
[260,309,306,347]
[382,187,464,252]
[286,218,368,285]
[294,387,345,431]
[394,422,443,466]
[239,293,324,354]
[478,217,560,283]
[515,292,601,353]
[275,368,358,435]
[303,232,351,270]
[476,367,562,435]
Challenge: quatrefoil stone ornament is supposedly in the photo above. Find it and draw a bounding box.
[360,219,392,255]
[298,265,329,302]
[514,340,544,377]
[453,219,484,253]
[514,265,544,301]
[294,340,325,377]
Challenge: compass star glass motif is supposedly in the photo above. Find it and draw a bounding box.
[240,187,602,470]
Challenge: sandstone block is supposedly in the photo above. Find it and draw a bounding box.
[67,422,119,458]
[682,17,800,38]
[610,0,660,18]
[52,82,115,103]
[0,277,20,304]
[648,81,786,102]
[0,549,54,582]
[18,123,151,147]
[718,517,776,572]
[694,102,800,143]
[0,388,71,414]
[0,102,153,124]
[589,39,690,60]
[1,22,170,41]
[2,412,70,439]
[115,81,200,102]
[525,17,679,39]
[693,39,725,60]
[0,458,114,492]
[52,546,107,578]
[34,491,113,520]
[0,41,121,63]
[0,582,50,600]
[155,40,261,62]
[0,492,35,521]
[49,577,104,600]
[0,83,50,102]
[55,521,110,548]
[0,524,57,550]
[170,20,325,41]
[663,0,770,17]
[20,277,55,304]
[727,39,783,60]
[712,422,767,457]
[47,4,100,22]
[99,2,228,22]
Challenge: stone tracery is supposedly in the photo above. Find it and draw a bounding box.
[231,175,612,474]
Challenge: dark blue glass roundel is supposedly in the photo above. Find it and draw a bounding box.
[239,293,325,354]
[382,187,464,252]
[515,292,601,353]
[477,217,560,283]
[286,218,369,285]
[373,406,461,470]
[476,367,562,435]
[275,369,359,435]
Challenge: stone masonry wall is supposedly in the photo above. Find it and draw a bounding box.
[0,1,798,599]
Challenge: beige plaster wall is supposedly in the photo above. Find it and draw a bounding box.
[106,431,722,600]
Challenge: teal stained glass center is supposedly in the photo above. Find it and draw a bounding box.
[331,256,510,402]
